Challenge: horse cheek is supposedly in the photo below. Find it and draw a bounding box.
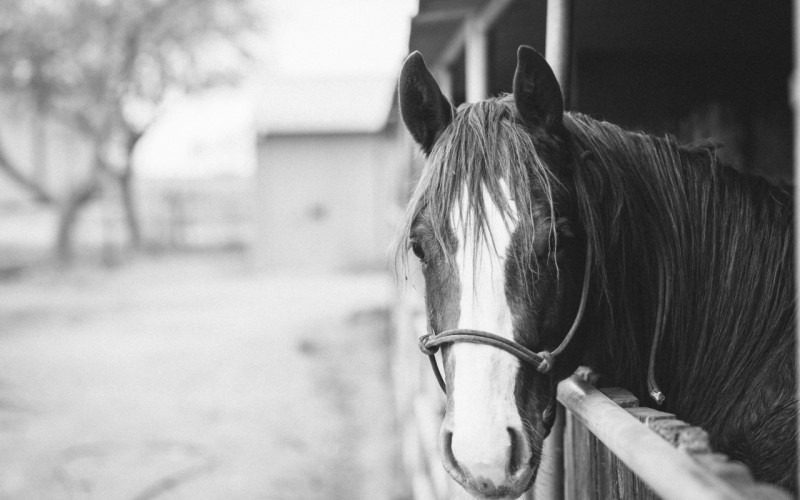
[423,258,460,334]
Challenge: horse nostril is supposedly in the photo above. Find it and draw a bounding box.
[441,430,462,477]
[507,426,526,476]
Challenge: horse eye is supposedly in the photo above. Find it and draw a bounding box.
[410,240,425,261]
[556,220,575,238]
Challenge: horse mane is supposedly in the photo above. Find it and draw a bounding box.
[564,112,795,428]
[394,95,567,277]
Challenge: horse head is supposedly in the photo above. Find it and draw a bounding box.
[398,46,588,499]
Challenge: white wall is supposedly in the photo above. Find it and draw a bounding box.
[255,130,400,272]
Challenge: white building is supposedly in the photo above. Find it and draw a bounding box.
[254,76,404,271]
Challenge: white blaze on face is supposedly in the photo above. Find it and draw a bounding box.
[448,181,527,484]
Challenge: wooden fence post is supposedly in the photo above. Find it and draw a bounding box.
[532,403,565,500]
[465,16,488,103]
[545,0,573,100]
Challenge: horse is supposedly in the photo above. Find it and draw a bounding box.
[395,45,796,498]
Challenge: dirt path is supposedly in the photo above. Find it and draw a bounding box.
[0,255,401,499]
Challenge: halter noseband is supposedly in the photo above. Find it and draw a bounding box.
[418,245,593,393]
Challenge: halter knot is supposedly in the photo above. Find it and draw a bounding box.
[535,351,555,373]
[418,333,439,356]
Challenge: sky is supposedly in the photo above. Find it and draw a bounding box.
[136,0,418,179]
[259,0,418,78]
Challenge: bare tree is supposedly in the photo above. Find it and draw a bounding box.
[0,0,259,263]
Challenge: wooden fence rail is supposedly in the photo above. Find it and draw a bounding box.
[558,375,791,500]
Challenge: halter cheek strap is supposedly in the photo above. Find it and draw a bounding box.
[418,244,592,393]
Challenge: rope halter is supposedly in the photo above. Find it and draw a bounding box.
[418,245,592,393]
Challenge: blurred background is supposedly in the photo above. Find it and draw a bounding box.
[0,0,414,498]
[0,0,793,499]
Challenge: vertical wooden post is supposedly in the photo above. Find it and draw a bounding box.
[532,403,565,500]
[465,16,488,102]
[540,6,573,497]
[545,0,574,102]
[433,67,454,102]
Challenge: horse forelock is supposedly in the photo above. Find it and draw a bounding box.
[394,95,565,283]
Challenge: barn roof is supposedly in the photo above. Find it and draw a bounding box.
[409,0,487,66]
[256,76,398,136]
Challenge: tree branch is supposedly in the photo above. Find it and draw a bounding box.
[0,138,56,204]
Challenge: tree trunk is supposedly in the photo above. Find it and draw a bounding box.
[32,95,48,185]
[118,129,145,250]
[56,178,99,265]
[118,170,141,249]
[0,140,55,204]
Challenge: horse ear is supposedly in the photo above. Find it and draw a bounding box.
[513,45,563,130]
[399,51,454,155]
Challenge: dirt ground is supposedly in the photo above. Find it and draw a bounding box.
[0,254,403,500]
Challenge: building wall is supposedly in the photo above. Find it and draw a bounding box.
[573,48,792,179]
[255,130,401,271]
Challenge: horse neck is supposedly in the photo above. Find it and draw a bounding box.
[567,116,794,410]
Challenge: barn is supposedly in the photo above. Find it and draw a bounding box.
[254,76,404,271]
[405,0,792,179]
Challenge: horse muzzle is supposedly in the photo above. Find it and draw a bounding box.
[440,425,536,499]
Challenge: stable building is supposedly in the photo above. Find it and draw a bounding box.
[255,77,403,271]
[407,0,792,179]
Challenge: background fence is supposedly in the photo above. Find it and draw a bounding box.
[392,288,460,500]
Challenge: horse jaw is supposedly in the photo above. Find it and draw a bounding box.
[441,183,536,498]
